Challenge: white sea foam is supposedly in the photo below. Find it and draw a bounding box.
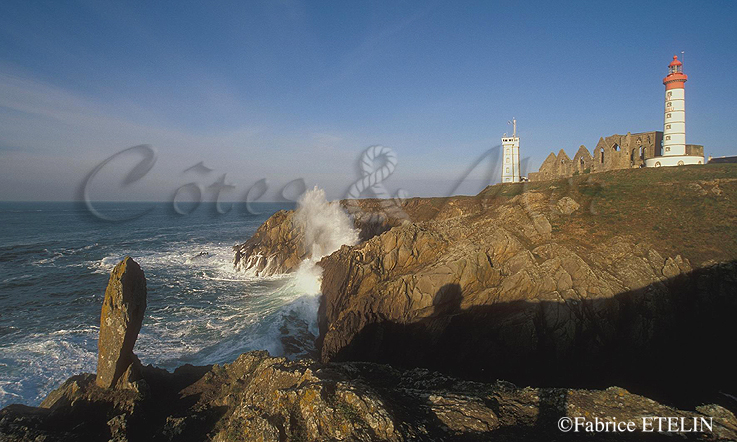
[2,192,359,408]
[247,187,360,356]
[0,332,97,407]
[288,187,359,294]
[294,187,359,260]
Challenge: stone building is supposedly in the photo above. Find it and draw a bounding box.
[528,130,704,182]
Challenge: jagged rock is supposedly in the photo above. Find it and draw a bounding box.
[232,210,306,276]
[96,257,147,389]
[107,414,128,442]
[689,182,709,196]
[311,181,737,402]
[3,351,736,441]
[40,374,92,410]
[233,200,419,276]
[556,196,580,215]
[227,168,737,408]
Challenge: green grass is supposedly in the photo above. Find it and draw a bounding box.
[479,164,737,266]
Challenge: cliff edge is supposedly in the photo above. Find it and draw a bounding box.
[233,164,737,407]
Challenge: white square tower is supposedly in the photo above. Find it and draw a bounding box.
[501,118,520,183]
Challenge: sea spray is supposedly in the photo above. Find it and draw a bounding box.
[292,185,360,297]
[0,197,360,408]
[265,187,360,353]
[294,186,360,261]
[289,186,360,321]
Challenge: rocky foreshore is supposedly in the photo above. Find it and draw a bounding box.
[4,350,737,441]
[5,256,736,441]
[3,254,736,441]
[4,165,737,441]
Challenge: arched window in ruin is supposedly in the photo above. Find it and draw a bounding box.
[600,149,604,163]
[612,144,620,152]
[639,146,644,160]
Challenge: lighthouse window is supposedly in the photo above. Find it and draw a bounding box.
[666,136,671,140]
[666,124,671,129]
[667,101,672,107]
[506,157,510,163]
[506,167,510,173]
[665,147,670,152]
[667,113,672,118]
[667,91,672,98]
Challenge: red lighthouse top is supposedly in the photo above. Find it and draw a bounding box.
[664,55,687,90]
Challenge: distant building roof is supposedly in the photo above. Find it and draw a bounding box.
[708,156,737,164]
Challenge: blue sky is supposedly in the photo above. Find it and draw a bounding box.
[1,0,735,201]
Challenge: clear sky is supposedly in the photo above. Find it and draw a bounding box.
[1,0,735,201]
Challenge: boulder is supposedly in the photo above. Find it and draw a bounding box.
[555,196,580,215]
[96,257,147,389]
[232,210,306,276]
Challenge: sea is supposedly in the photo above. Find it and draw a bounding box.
[0,198,342,409]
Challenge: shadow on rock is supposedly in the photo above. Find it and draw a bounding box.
[326,263,737,412]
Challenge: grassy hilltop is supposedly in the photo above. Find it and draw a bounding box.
[478,164,737,266]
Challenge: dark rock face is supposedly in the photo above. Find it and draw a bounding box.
[96,257,147,389]
[2,351,736,441]
[317,190,737,406]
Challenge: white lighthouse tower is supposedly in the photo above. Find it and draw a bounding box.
[645,55,704,167]
[501,118,521,183]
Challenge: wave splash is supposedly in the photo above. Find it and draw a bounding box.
[0,192,360,407]
[294,186,359,262]
[264,187,359,356]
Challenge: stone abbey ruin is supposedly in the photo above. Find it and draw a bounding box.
[528,131,704,182]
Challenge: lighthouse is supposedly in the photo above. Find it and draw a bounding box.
[663,55,687,156]
[645,55,704,167]
[501,118,521,182]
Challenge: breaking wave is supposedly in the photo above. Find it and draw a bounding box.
[0,197,359,408]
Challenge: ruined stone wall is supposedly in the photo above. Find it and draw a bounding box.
[529,131,664,182]
[686,144,704,157]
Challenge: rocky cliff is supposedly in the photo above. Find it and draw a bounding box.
[234,165,737,407]
[317,166,737,406]
[4,174,737,440]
